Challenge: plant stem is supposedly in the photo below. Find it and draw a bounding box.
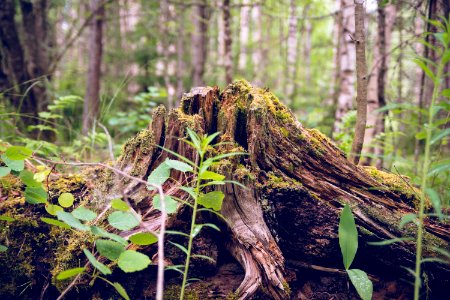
[413,57,445,300]
[179,155,203,300]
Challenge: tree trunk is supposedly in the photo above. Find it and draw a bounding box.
[1,80,449,300]
[223,0,233,85]
[251,4,264,87]
[191,0,209,86]
[285,0,298,101]
[349,0,367,165]
[363,3,396,167]
[82,0,105,135]
[238,0,251,73]
[332,0,356,136]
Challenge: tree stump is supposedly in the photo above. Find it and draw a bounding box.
[1,81,449,299]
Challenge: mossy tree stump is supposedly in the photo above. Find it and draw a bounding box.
[1,81,449,299]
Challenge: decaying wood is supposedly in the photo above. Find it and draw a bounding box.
[1,81,449,300]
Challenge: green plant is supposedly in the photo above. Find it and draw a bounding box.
[339,204,373,300]
[146,129,244,299]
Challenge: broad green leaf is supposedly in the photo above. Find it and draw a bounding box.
[428,160,450,177]
[5,146,33,160]
[113,282,130,300]
[367,237,413,246]
[147,162,171,191]
[0,215,15,222]
[415,130,426,140]
[347,269,373,300]
[56,267,85,280]
[200,170,225,181]
[108,211,140,230]
[45,204,63,216]
[96,239,125,260]
[117,250,151,273]
[90,226,128,246]
[431,128,450,145]
[0,245,7,252]
[338,204,358,270]
[165,159,193,172]
[399,213,417,229]
[426,188,443,220]
[1,154,24,171]
[19,170,42,187]
[56,211,89,231]
[153,195,178,214]
[58,193,75,208]
[129,232,158,245]
[83,248,112,275]
[25,186,48,204]
[41,217,71,229]
[111,198,129,211]
[0,167,11,177]
[413,58,435,81]
[198,191,224,211]
[72,207,97,221]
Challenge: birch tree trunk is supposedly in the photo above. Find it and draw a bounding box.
[238,0,251,73]
[332,0,356,136]
[285,0,298,101]
[251,4,264,86]
[223,0,233,84]
[82,0,105,135]
[363,4,397,167]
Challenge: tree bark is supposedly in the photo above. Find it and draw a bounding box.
[363,3,396,167]
[332,0,356,136]
[285,0,298,101]
[223,0,233,85]
[191,0,209,86]
[82,0,105,135]
[349,0,367,164]
[1,81,449,300]
[238,0,251,73]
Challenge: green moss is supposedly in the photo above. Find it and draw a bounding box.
[266,172,302,189]
[280,127,289,137]
[282,280,291,296]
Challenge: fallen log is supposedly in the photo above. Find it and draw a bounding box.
[0,80,449,299]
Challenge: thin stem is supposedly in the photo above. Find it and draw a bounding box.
[156,185,166,300]
[413,54,445,300]
[179,154,202,300]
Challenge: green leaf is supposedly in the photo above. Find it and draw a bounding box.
[169,241,189,255]
[5,146,33,160]
[41,217,71,229]
[367,237,413,246]
[90,226,128,246]
[56,211,89,231]
[72,207,97,221]
[129,232,158,245]
[0,245,7,252]
[19,170,42,187]
[0,215,15,222]
[108,211,140,230]
[428,160,450,177]
[179,186,197,200]
[165,159,193,172]
[200,170,225,181]
[1,154,24,171]
[413,58,435,81]
[45,204,64,216]
[338,204,358,270]
[96,239,126,260]
[56,267,85,280]
[442,88,450,98]
[111,198,130,211]
[25,186,48,204]
[153,195,178,214]
[147,162,171,191]
[347,269,373,300]
[0,167,11,177]
[431,128,450,145]
[117,250,151,273]
[399,213,417,229]
[83,248,112,275]
[112,282,130,300]
[426,188,443,220]
[198,191,224,211]
[58,193,75,208]
[186,128,201,151]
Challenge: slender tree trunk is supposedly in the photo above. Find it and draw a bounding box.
[363,4,396,167]
[350,0,367,164]
[160,0,175,109]
[251,4,264,86]
[223,0,233,84]
[304,19,312,83]
[191,0,209,86]
[176,4,186,100]
[328,0,343,115]
[332,0,356,136]
[238,0,251,73]
[82,0,105,135]
[285,0,298,101]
